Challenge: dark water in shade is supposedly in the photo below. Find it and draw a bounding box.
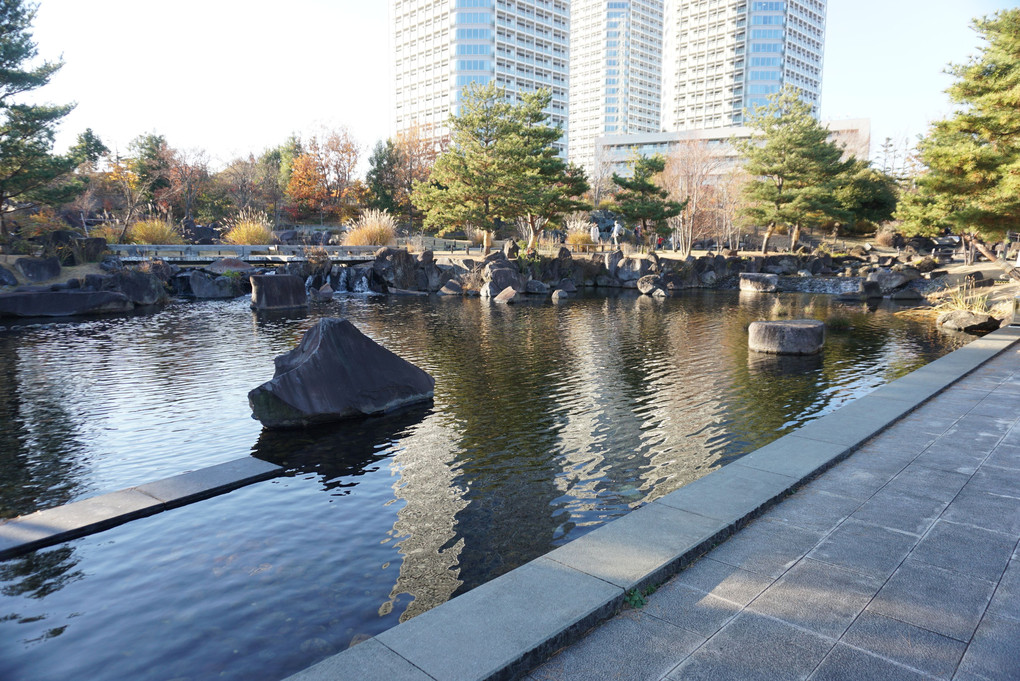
[0,291,965,681]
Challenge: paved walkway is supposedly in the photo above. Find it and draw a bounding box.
[527,346,1020,681]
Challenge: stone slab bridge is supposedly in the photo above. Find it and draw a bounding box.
[107,244,381,266]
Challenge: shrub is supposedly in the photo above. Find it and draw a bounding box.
[565,213,596,246]
[130,219,185,245]
[343,209,397,246]
[22,207,69,238]
[223,208,274,245]
[874,227,899,248]
[92,224,123,244]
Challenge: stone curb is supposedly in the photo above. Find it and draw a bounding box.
[286,326,1020,681]
[0,457,283,561]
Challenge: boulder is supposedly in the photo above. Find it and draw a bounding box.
[551,289,569,303]
[637,275,662,295]
[206,258,253,276]
[374,248,419,290]
[0,290,134,318]
[652,288,668,298]
[494,286,518,304]
[937,310,1001,334]
[503,240,520,259]
[316,283,335,301]
[418,250,435,266]
[272,229,298,245]
[863,280,883,299]
[437,280,462,296]
[250,274,308,311]
[616,257,650,282]
[604,249,624,277]
[0,265,17,287]
[525,279,550,295]
[890,288,924,302]
[557,279,577,294]
[483,260,522,292]
[112,270,168,306]
[479,281,502,299]
[347,266,389,295]
[867,269,910,293]
[15,256,61,283]
[178,270,237,299]
[739,273,779,292]
[100,255,124,273]
[748,319,826,355]
[248,318,435,428]
[141,259,179,284]
[700,270,718,286]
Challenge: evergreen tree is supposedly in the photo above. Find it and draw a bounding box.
[896,9,1020,273]
[413,82,573,253]
[834,159,899,233]
[737,87,852,253]
[611,154,685,250]
[0,0,77,238]
[366,139,400,215]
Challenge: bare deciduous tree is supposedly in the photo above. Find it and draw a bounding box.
[662,140,724,256]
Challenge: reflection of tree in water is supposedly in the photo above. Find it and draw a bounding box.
[0,337,88,518]
[716,295,963,467]
[0,546,83,600]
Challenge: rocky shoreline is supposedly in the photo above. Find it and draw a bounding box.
[0,244,949,321]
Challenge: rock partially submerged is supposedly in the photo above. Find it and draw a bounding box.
[248,318,435,428]
[250,274,307,311]
[937,310,1001,334]
[748,319,826,355]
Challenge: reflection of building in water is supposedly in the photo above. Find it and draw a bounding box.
[379,416,468,623]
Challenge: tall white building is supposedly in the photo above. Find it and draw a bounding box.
[661,0,826,131]
[391,0,570,151]
[568,0,665,174]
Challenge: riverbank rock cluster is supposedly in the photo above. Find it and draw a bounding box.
[0,256,169,318]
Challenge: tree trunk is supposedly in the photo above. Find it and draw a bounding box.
[969,235,1020,282]
[789,223,801,252]
[483,230,492,256]
[760,222,776,255]
[527,215,540,250]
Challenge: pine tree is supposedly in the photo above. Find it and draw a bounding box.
[412,82,580,253]
[365,139,400,215]
[737,87,851,253]
[897,9,1020,274]
[0,0,77,238]
[611,154,685,250]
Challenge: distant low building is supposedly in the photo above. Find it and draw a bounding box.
[599,117,870,177]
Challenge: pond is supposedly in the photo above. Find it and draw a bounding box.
[0,291,964,681]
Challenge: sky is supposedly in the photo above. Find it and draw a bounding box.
[28,0,1018,170]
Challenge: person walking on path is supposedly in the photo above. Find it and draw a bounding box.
[611,220,623,246]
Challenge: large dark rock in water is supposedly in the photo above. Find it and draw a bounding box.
[111,270,168,306]
[0,265,17,287]
[250,274,307,311]
[0,290,133,318]
[15,256,61,282]
[248,318,435,428]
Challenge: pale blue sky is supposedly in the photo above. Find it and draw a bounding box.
[29,0,1017,167]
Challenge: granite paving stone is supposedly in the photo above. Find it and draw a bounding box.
[756,489,862,534]
[896,412,962,436]
[985,557,1020,621]
[883,464,971,502]
[984,442,1020,470]
[912,440,990,475]
[527,610,702,681]
[909,520,1015,582]
[868,559,998,641]
[747,558,885,639]
[544,502,728,590]
[803,454,905,500]
[808,644,935,681]
[807,519,918,579]
[938,486,1020,535]
[375,557,622,681]
[664,612,834,681]
[670,558,774,607]
[705,519,823,578]
[966,466,1020,497]
[851,487,949,536]
[953,615,1020,681]
[732,436,848,479]
[841,611,967,679]
[641,581,742,638]
[655,463,796,524]
[285,639,434,681]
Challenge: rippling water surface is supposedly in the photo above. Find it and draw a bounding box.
[0,291,964,680]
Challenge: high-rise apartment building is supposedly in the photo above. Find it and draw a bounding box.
[661,0,826,131]
[391,0,570,151]
[568,0,665,174]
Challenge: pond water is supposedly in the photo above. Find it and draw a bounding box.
[0,291,964,681]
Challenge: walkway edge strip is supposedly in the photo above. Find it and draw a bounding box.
[0,458,283,561]
[285,326,1020,681]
